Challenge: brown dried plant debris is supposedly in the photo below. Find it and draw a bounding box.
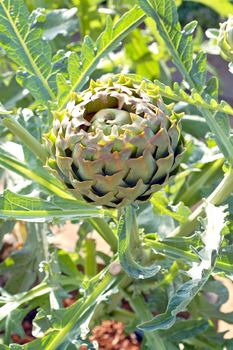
[80,320,140,350]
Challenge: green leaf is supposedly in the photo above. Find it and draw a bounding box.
[67,52,82,86]
[160,319,209,341]
[118,206,160,279]
[183,20,197,35]
[138,0,194,75]
[56,73,71,108]
[26,268,122,350]
[204,76,219,100]
[214,112,230,140]
[138,0,233,163]
[0,282,52,322]
[4,309,26,345]
[124,74,233,116]
[57,250,82,278]
[0,190,109,221]
[181,115,209,138]
[138,274,212,331]
[0,146,73,199]
[96,16,113,51]
[81,35,95,69]
[139,203,228,331]
[0,222,49,294]
[190,52,206,91]
[0,0,55,103]
[187,0,233,17]
[59,6,145,108]
[36,8,78,41]
[150,191,191,224]
[194,279,233,324]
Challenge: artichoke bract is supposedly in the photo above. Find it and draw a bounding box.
[218,16,233,62]
[45,76,184,208]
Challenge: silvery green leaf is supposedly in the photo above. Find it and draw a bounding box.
[138,203,228,331]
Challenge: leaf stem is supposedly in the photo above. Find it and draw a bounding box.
[88,218,118,253]
[168,169,233,237]
[84,238,98,278]
[2,117,48,163]
[45,269,124,350]
[174,157,224,205]
[144,239,233,273]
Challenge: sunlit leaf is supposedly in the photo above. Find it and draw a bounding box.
[0,190,109,221]
[0,0,55,103]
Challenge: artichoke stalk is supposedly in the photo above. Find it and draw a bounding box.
[45,76,184,208]
[217,16,233,63]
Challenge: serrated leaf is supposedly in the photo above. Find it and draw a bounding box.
[0,190,107,221]
[68,52,82,85]
[190,52,207,91]
[0,0,55,103]
[96,15,113,51]
[27,267,121,349]
[150,191,191,224]
[138,0,233,162]
[214,112,230,139]
[124,74,233,116]
[204,76,219,100]
[81,35,95,69]
[139,0,194,73]
[16,70,51,103]
[39,8,78,41]
[118,206,160,279]
[59,6,145,108]
[0,146,73,199]
[56,73,71,107]
[139,203,228,332]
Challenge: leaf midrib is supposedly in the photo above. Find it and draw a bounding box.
[1,0,56,101]
[140,0,233,162]
[59,10,146,110]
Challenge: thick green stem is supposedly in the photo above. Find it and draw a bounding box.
[46,269,124,350]
[88,218,118,253]
[174,157,224,205]
[84,238,98,278]
[168,169,233,237]
[2,117,48,163]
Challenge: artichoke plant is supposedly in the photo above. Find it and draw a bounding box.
[218,16,233,62]
[45,76,184,208]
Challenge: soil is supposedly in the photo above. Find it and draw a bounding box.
[80,320,140,350]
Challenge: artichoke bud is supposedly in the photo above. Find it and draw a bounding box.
[218,16,233,62]
[44,76,184,208]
